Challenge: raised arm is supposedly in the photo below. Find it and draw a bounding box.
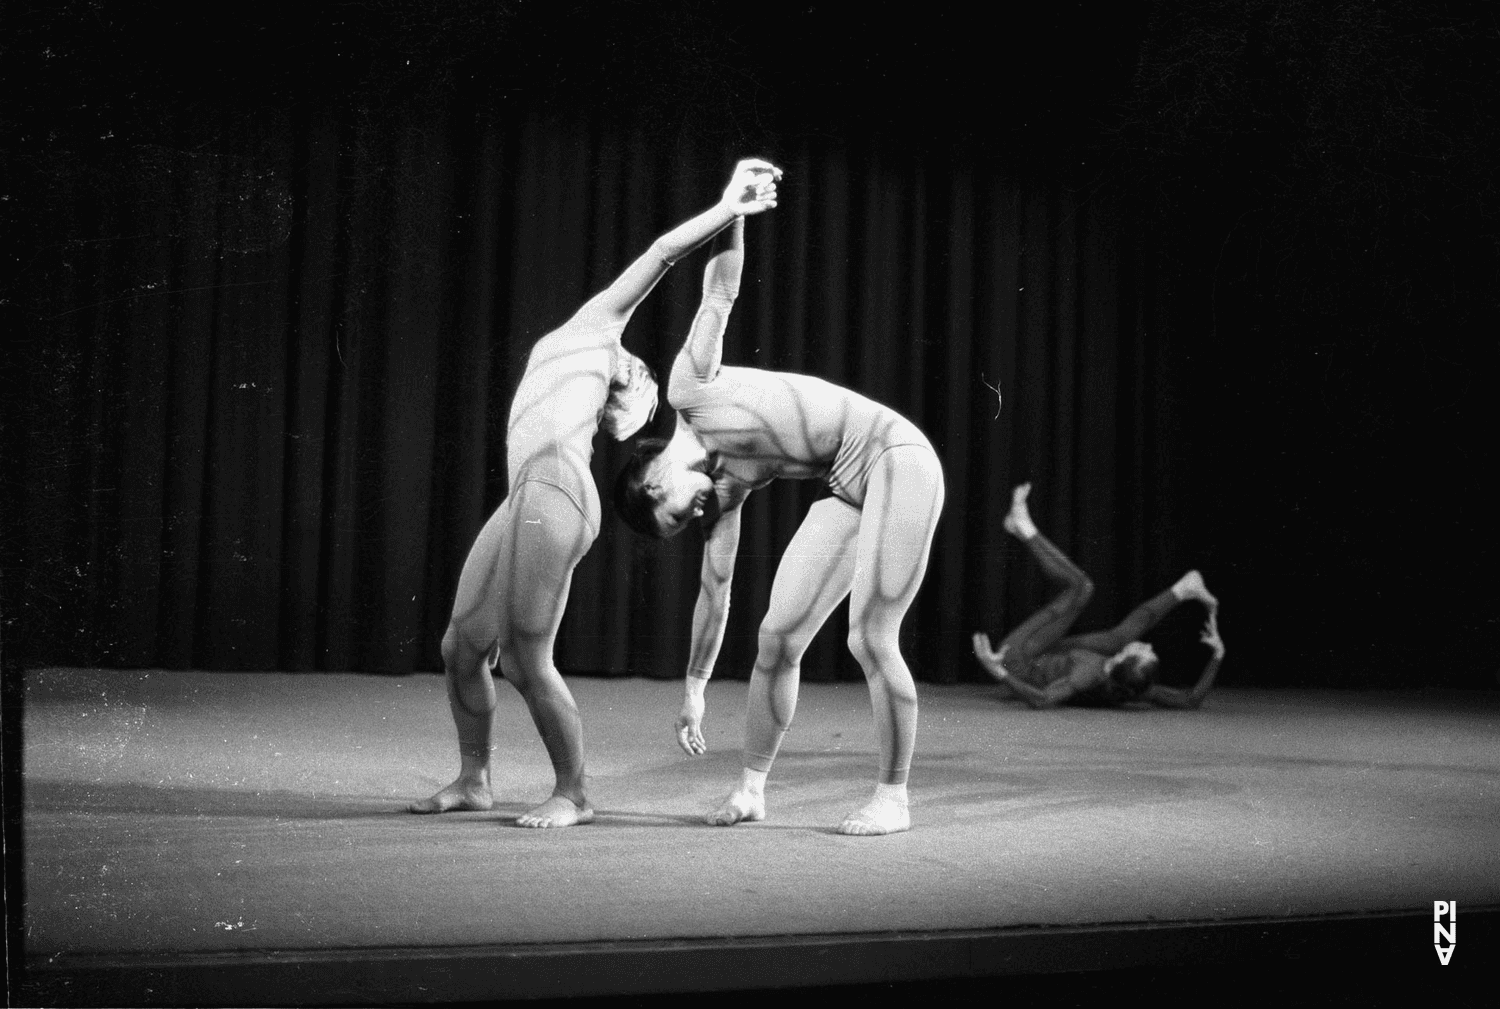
[676,505,744,755]
[582,159,781,325]
[668,217,744,398]
[1146,610,1226,709]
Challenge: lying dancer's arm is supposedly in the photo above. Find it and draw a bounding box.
[1145,611,1226,709]
[676,506,744,755]
[582,159,779,325]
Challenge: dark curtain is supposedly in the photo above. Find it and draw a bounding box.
[4,2,1495,687]
[3,100,1184,682]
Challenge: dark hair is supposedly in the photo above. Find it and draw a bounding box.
[613,438,670,539]
[1111,652,1159,693]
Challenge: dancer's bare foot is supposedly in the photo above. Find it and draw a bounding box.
[1003,483,1037,539]
[1173,570,1218,610]
[837,785,910,836]
[706,786,766,826]
[516,793,595,828]
[409,775,494,814]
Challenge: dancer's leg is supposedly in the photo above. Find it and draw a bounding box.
[493,480,597,827]
[840,446,945,836]
[1058,569,1211,654]
[708,497,860,825]
[996,485,1095,663]
[410,500,514,813]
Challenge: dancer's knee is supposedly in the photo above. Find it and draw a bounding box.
[497,637,569,703]
[847,625,905,678]
[756,626,807,675]
[443,623,496,678]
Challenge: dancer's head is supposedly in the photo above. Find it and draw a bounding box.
[1103,640,1159,689]
[614,435,716,540]
[601,352,658,441]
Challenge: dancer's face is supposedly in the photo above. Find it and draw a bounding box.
[642,457,715,538]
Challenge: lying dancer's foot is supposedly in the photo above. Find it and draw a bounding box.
[409,774,494,814]
[516,792,595,828]
[1172,570,1218,609]
[837,783,910,836]
[1002,483,1038,540]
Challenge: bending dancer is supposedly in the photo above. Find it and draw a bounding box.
[410,159,782,827]
[614,173,946,836]
[971,483,1224,709]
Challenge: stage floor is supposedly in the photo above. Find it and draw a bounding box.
[19,668,1499,1002]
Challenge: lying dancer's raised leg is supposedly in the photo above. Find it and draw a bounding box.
[840,446,945,836]
[1000,483,1095,653]
[708,497,860,825]
[1057,569,1216,656]
[971,484,1095,682]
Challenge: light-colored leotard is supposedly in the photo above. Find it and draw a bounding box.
[671,363,931,506]
[505,316,631,539]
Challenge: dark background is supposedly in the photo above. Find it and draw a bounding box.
[2,1,1496,688]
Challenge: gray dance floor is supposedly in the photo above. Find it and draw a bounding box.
[18,668,1499,1004]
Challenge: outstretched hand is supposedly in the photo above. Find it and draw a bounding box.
[722,158,783,216]
[1200,611,1225,658]
[676,691,707,755]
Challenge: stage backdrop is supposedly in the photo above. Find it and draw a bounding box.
[5,97,1191,682]
[4,2,1496,687]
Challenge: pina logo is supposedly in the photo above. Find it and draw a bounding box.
[1433,901,1456,965]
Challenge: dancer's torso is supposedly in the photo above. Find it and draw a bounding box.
[1022,649,1152,707]
[677,365,930,508]
[505,314,626,528]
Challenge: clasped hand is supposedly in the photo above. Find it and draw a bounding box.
[722,158,783,215]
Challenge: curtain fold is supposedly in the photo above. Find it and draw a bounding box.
[8,107,1180,683]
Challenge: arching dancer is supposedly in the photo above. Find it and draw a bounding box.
[614,169,947,835]
[410,159,782,827]
[971,483,1224,709]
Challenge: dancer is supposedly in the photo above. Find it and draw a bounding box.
[614,175,946,836]
[970,483,1224,709]
[410,159,782,827]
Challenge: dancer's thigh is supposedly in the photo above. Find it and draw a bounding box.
[849,447,945,632]
[761,497,861,647]
[449,480,596,658]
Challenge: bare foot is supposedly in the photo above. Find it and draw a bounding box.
[1002,482,1034,538]
[1174,570,1219,609]
[515,793,595,828]
[409,776,494,814]
[837,793,910,836]
[706,787,766,826]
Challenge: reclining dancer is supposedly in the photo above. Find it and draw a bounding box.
[970,483,1224,709]
[410,159,783,827]
[615,167,946,835]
